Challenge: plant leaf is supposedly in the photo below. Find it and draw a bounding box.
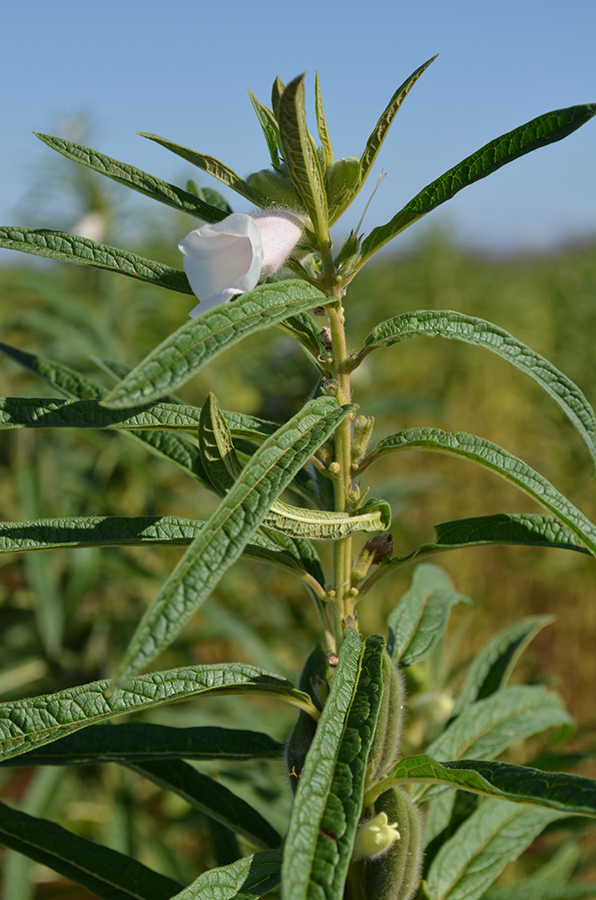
[484,883,596,900]
[0,800,182,900]
[390,755,596,817]
[102,280,327,408]
[361,309,596,466]
[35,133,228,222]
[114,397,352,684]
[138,132,261,205]
[126,759,281,849]
[354,103,596,271]
[314,72,333,167]
[170,850,282,900]
[0,723,282,765]
[0,227,192,294]
[278,74,328,240]
[425,685,573,768]
[452,615,554,716]
[282,630,386,900]
[358,55,437,189]
[0,663,314,763]
[365,428,596,554]
[425,799,565,900]
[248,91,282,168]
[387,564,468,665]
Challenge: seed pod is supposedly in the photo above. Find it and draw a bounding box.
[367,649,404,782]
[361,787,423,900]
[284,644,330,794]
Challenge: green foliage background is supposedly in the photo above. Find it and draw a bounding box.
[1,166,596,890]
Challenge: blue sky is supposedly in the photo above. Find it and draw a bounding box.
[1,0,595,255]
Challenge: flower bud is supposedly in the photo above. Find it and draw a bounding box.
[245,167,303,209]
[324,156,361,223]
[352,811,400,861]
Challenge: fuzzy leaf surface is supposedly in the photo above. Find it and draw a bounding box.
[484,884,596,900]
[170,850,282,900]
[282,630,386,900]
[0,664,313,762]
[115,397,351,683]
[355,103,596,270]
[425,799,565,900]
[0,723,282,765]
[367,428,596,554]
[362,309,596,465]
[0,227,192,293]
[103,280,326,408]
[387,564,468,665]
[35,133,228,222]
[391,755,596,816]
[0,800,182,900]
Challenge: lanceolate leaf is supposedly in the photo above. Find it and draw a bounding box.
[389,755,596,818]
[0,395,277,441]
[425,685,572,769]
[35,133,228,223]
[248,91,282,168]
[102,280,327,408]
[138,132,262,205]
[170,850,282,900]
[358,56,437,190]
[0,723,282,766]
[425,799,565,900]
[314,72,333,168]
[353,103,596,272]
[452,615,554,716]
[126,759,281,849]
[361,309,596,465]
[0,342,211,486]
[114,397,351,684]
[0,801,182,900]
[0,663,315,763]
[387,564,468,666]
[282,630,386,900]
[278,74,329,241]
[484,884,596,900]
[0,227,192,294]
[367,514,589,581]
[364,428,596,554]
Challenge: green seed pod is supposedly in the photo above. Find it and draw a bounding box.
[246,166,303,210]
[284,644,330,794]
[324,156,361,223]
[357,787,423,900]
[367,649,404,782]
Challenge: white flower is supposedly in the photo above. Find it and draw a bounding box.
[179,210,303,317]
[352,812,401,861]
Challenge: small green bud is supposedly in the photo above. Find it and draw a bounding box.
[246,167,303,210]
[324,156,361,223]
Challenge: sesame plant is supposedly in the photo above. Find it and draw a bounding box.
[1,59,596,899]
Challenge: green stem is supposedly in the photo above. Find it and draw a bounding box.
[326,299,353,652]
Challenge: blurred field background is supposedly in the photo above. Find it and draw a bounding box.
[1,149,596,893]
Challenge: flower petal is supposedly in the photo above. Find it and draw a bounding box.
[255,210,303,275]
[179,213,263,315]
